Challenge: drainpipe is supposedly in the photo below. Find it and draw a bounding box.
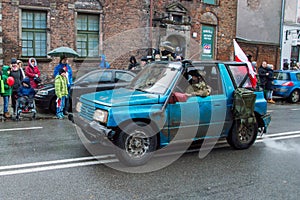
[279,0,286,69]
[149,0,153,51]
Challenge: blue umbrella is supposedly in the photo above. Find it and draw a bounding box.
[48,46,79,57]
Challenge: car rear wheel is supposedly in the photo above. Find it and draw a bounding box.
[288,90,300,103]
[115,122,157,166]
[227,119,258,149]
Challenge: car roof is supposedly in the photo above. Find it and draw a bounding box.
[192,60,247,65]
[75,68,136,82]
[274,70,300,73]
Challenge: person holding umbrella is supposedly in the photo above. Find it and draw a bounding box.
[53,55,73,115]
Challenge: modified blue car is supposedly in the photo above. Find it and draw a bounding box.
[273,70,300,103]
[74,61,270,166]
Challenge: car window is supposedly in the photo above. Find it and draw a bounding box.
[296,73,300,81]
[82,71,112,83]
[190,64,224,95]
[115,71,134,83]
[274,72,290,81]
[228,64,252,88]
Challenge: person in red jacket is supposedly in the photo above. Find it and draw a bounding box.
[25,57,41,89]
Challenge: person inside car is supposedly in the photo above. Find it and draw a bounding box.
[185,70,211,97]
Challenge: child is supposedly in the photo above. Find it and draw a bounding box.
[17,77,36,111]
[1,65,13,118]
[55,68,68,119]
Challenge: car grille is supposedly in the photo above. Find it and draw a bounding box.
[79,103,95,122]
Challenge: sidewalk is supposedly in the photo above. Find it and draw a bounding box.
[0,97,55,121]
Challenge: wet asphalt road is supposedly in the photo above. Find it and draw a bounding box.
[0,102,299,199]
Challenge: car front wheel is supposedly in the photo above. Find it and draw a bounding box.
[288,90,300,103]
[227,119,258,149]
[115,122,157,166]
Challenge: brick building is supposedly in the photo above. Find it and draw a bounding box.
[0,0,238,81]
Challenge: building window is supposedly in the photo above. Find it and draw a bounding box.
[77,14,100,57]
[21,11,47,57]
[203,0,217,5]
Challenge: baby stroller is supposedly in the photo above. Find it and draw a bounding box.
[15,96,37,120]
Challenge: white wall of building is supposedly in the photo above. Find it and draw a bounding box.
[237,0,282,44]
[281,0,300,68]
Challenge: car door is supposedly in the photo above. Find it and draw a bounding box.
[166,64,228,142]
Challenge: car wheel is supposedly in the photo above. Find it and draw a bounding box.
[227,119,258,149]
[288,90,300,103]
[115,122,157,166]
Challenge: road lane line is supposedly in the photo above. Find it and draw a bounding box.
[257,130,300,139]
[1,130,300,176]
[0,154,116,170]
[0,159,118,176]
[0,127,43,132]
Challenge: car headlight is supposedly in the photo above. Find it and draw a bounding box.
[76,102,82,112]
[93,109,108,123]
[37,90,48,95]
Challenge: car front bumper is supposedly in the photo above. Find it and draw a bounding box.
[73,113,114,147]
[34,96,51,110]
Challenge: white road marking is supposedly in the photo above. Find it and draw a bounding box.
[0,130,300,176]
[291,108,300,111]
[0,127,43,132]
[0,154,115,171]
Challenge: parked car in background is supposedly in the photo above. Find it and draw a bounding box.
[273,70,300,103]
[35,69,136,113]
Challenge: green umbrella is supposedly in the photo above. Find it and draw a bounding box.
[48,46,79,57]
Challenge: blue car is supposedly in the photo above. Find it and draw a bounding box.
[273,70,300,103]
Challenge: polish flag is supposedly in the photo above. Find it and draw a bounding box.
[233,39,257,88]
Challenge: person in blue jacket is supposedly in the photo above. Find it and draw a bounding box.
[17,77,36,110]
[99,54,110,68]
[53,55,73,115]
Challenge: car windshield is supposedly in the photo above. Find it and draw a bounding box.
[129,62,181,95]
[274,72,290,80]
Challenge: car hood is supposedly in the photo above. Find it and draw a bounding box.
[38,82,54,90]
[80,88,164,107]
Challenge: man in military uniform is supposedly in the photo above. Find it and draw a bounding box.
[185,70,211,97]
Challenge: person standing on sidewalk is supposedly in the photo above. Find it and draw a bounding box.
[54,68,68,119]
[53,55,73,115]
[25,57,41,89]
[1,65,13,118]
[266,64,275,104]
[10,58,25,114]
[258,61,269,99]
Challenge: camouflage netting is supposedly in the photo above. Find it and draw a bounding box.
[233,88,257,123]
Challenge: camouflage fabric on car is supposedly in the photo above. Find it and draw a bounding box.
[233,87,256,124]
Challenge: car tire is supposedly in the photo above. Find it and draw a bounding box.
[227,119,258,150]
[288,89,300,103]
[115,122,157,166]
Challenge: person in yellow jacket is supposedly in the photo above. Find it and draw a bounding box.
[54,68,68,119]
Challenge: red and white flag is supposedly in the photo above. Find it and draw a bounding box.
[233,39,257,88]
